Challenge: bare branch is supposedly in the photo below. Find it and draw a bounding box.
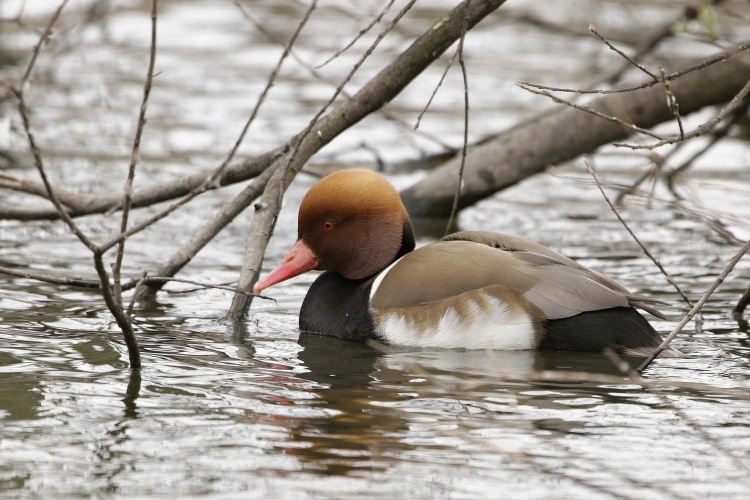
[92,252,141,369]
[0,265,100,288]
[314,0,397,68]
[140,164,275,296]
[0,150,277,220]
[229,0,509,320]
[20,0,69,87]
[516,82,667,139]
[402,48,750,217]
[660,66,685,140]
[585,160,693,308]
[666,97,750,181]
[614,76,750,149]
[12,0,98,252]
[517,41,750,96]
[445,0,473,235]
[115,0,158,300]
[143,276,274,301]
[638,236,750,373]
[589,24,659,81]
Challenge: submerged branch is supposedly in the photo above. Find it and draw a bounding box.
[0,265,100,288]
[0,150,278,220]
[734,284,750,324]
[400,49,750,217]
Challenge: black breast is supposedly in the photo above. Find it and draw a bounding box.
[299,271,376,340]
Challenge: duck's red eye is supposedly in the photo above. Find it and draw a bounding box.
[322,221,335,232]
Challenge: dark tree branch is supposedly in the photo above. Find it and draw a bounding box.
[401,48,750,217]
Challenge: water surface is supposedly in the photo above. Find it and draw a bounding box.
[1,1,750,498]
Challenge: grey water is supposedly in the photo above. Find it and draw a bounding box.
[1,1,750,498]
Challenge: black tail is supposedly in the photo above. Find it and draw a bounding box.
[540,307,677,356]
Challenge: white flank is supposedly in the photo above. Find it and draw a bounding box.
[375,295,537,350]
[369,256,405,301]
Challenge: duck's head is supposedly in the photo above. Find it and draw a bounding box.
[253,169,415,294]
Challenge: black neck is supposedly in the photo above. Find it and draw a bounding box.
[397,218,416,259]
[299,272,376,341]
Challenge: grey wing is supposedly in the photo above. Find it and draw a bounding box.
[443,231,669,319]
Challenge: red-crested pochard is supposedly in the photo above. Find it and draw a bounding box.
[254,169,675,355]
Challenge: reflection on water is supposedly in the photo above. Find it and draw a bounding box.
[2,0,750,498]
[1,298,750,497]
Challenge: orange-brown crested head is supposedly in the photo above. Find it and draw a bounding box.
[297,169,414,280]
[252,169,415,295]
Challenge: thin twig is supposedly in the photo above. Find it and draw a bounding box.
[115,0,158,300]
[92,253,141,369]
[585,160,693,308]
[614,152,664,204]
[517,40,750,96]
[638,236,750,373]
[20,0,69,87]
[144,276,275,301]
[315,0,396,68]
[601,2,709,86]
[414,50,459,131]
[589,24,659,80]
[665,97,750,180]
[614,76,750,149]
[517,83,667,140]
[237,1,457,156]
[445,0,472,235]
[12,0,98,253]
[660,66,685,140]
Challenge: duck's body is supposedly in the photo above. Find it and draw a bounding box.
[254,169,674,356]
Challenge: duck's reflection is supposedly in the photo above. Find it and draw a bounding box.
[296,333,383,387]
[268,332,648,476]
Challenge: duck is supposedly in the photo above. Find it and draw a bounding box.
[253,168,676,356]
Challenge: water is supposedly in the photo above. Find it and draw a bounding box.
[1,1,750,498]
